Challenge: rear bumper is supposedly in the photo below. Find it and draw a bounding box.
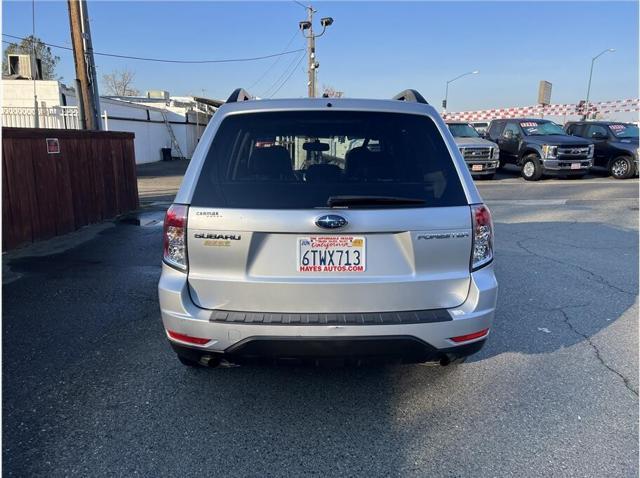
[158,263,498,361]
[171,337,487,365]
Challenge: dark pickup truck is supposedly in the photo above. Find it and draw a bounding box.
[486,118,594,181]
[565,121,638,179]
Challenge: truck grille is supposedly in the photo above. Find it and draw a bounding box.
[460,147,492,161]
[557,146,590,159]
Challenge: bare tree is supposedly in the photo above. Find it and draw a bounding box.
[102,69,140,96]
[322,84,344,98]
[3,35,60,80]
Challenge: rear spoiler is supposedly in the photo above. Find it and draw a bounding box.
[226,88,252,103]
[392,89,428,104]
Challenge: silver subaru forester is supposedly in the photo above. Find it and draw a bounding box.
[158,89,498,367]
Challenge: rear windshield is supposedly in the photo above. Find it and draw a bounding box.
[191,111,467,209]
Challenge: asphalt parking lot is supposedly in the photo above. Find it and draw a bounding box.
[3,168,638,477]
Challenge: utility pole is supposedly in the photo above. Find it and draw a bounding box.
[31,0,39,128]
[299,5,333,98]
[68,0,101,130]
[306,7,315,98]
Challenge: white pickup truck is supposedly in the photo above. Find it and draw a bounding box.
[447,122,500,179]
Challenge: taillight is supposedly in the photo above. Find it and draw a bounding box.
[450,328,490,343]
[167,330,209,345]
[163,204,188,271]
[470,204,493,271]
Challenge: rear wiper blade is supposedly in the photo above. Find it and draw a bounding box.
[327,195,426,208]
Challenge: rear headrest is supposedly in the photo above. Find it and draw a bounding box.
[345,146,391,180]
[248,146,294,179]
[305,163,342,182]
[344,147,371,177]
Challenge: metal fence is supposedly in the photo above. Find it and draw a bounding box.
[1,106,80,130]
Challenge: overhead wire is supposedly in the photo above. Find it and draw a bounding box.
[2,33,304,64]
[269,52,306,98]
[261,48,305,97]
[246,30,301,90]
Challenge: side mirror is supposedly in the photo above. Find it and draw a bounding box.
[503,130,514,140]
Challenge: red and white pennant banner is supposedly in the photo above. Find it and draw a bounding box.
[445,98,639,122]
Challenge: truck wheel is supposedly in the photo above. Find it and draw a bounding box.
[609,156,634,179]
[521,155,543,181]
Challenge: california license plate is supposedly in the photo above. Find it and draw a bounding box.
[571,163,581,170]
[297,236,366,272]
[472,164,483,171]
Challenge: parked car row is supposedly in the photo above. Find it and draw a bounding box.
[446,119,639,180]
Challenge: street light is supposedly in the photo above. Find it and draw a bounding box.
[320,17,333,28]
[442,70,479,115]
[583,48,615,120]
[299,6,334,97]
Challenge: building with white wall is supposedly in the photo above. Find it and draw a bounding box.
[1,78,221,164]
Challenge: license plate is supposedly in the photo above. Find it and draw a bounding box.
[571,162,581,170]
[472,164,483,171]
[297,236,366,272]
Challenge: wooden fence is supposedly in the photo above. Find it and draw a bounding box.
[2,127,138,251]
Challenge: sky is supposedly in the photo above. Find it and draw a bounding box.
[2,1,639,112]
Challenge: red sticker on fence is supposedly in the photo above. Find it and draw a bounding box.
[46,138,60,154]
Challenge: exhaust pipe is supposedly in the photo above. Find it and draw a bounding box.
[199,355,221,368]
[439,356,451,366]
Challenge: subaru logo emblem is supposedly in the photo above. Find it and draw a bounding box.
[315,215,347,229]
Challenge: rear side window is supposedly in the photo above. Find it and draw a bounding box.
[191,111,467,209]
[503,122,521,138]
[487,121,504,139]
[584,124,608,138]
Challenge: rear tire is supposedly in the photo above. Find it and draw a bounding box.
[521,155,543,181]
[609,156,634,179]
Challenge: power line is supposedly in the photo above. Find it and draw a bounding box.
[247,30,300,90]
[2,33,304,64]
[269,52,306,98]
[261,49,304,97]
[292,1,310,9]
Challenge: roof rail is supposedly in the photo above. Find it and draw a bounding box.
[392,89,428,104]
[226,88,252,103]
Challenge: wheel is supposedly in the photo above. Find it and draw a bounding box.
[521,155,543,181]
[177,355,204,367]
[609,156,634,179]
